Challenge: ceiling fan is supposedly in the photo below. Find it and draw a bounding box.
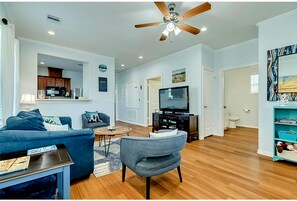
[135,2,211,41]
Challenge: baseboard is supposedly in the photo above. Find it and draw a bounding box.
[237,124,258,129]
[257,149,273,157]
[116,119,147,127]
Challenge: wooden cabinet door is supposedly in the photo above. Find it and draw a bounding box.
[64,78,71,92]
[38,76,47,90]
[55,78,65,87]
[47,77,56,86]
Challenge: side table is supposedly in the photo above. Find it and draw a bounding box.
[0,144,73,199]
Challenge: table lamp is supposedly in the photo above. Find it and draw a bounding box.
[20,94,36,111]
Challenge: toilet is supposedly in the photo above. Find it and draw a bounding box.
[229,116,240,128]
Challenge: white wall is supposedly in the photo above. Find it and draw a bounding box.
[224,65,258,128]
[116,44,203,127]
[213,38,258,135]
[257,9,297,156]
[19,38,115,129]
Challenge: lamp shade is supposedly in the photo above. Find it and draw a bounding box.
[20,94,36,104]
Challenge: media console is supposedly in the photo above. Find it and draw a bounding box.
[152,113,199,143]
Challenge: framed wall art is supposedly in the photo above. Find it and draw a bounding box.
[172,68,186,83]
[98,77,107,92]
[267,44,297,101]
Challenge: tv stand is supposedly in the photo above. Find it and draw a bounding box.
[152,113,199,143]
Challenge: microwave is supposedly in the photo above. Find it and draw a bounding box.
[46,86,61,96]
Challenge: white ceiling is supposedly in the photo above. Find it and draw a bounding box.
[4,2,297,72]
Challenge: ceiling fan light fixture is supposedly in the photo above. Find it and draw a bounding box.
[201,27,207,32]
[166,21,175,32]
[162,29,169,37]
[174,27,181,36]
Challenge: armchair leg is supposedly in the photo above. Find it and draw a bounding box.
[177,166,183,183]
[146,177,151,200]
[122,163,126,182]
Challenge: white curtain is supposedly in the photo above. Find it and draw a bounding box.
[0,23,17,126]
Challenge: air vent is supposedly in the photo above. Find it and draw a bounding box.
[47,14,61,23]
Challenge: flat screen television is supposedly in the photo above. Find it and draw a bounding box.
[159,86,189,113]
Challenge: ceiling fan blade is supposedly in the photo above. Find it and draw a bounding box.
[160,34,167,41]
[154,2,170,17]
[178,23,200,35]
[135,22,162,28]
[180,2,211,20]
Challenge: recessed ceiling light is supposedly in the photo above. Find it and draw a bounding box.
[121,64,125,67]
[40,62,45,65]
[48,31,55,35]
[201,27,207,32]
[139,56,143,59]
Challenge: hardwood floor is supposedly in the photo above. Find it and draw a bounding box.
[71,122,297,199]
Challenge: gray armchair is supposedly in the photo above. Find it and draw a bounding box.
[120,130,187,199]
[81,112,110,129]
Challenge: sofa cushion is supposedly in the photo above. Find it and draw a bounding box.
[43,116,62,125]
[44,122,69,131]
[17,109,43,119]
[6,116,46,131]
[88,122,108,129]
[0,175,56,199]
[149,129,178,138]
[85,111,103,123]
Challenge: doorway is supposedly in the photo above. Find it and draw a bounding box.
[223,65,258,133]
[147,77,161,126]
[203,68,214,138]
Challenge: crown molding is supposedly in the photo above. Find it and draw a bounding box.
[257,9,297,27]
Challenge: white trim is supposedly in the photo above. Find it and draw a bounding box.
[237,124,258,129]
[257,149,273,157]
[257,9,297,27]
[215,38,258,53]
[220,62,258,71]
[144,75,162,127]
[117,119,147,127]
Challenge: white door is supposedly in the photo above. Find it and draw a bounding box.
[148,79,161,125]
[203,69,214,137]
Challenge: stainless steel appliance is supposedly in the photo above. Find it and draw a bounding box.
[71,88,83,99]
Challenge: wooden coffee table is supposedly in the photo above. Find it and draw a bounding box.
[94,126,132,157]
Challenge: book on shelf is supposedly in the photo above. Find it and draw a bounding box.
[27,145,57,156]
[0,156,30,175]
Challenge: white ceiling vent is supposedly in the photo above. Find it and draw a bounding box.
[47,14,61,24]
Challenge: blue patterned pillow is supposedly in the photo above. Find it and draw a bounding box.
[43,116,62,125]
[85,111,102,123]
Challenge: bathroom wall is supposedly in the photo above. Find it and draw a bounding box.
[224,65,258,128]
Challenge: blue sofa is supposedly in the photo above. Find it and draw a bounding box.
[0,116,95,181]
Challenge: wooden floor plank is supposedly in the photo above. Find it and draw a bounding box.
[70,123,297,199]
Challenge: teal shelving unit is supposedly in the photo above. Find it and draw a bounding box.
[273,106,297,163]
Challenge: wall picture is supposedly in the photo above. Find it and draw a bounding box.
[98,77,107,92]
[172,68,186,83]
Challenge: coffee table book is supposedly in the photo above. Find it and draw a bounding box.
[0,156,30,175]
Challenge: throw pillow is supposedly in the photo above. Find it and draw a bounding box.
[43,122,69,131]
[85,111,103,123]
[43,116,62,125]
[17,109,43,119]
[6,116,46,131]
[150,129,178,138]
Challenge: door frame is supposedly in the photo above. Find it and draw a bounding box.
[217,62,258,136]
[201,66,214,140]
[144,75,162,127]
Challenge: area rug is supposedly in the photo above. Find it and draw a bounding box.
[93,138,122,177]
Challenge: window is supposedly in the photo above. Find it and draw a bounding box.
[251,74,259,94]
